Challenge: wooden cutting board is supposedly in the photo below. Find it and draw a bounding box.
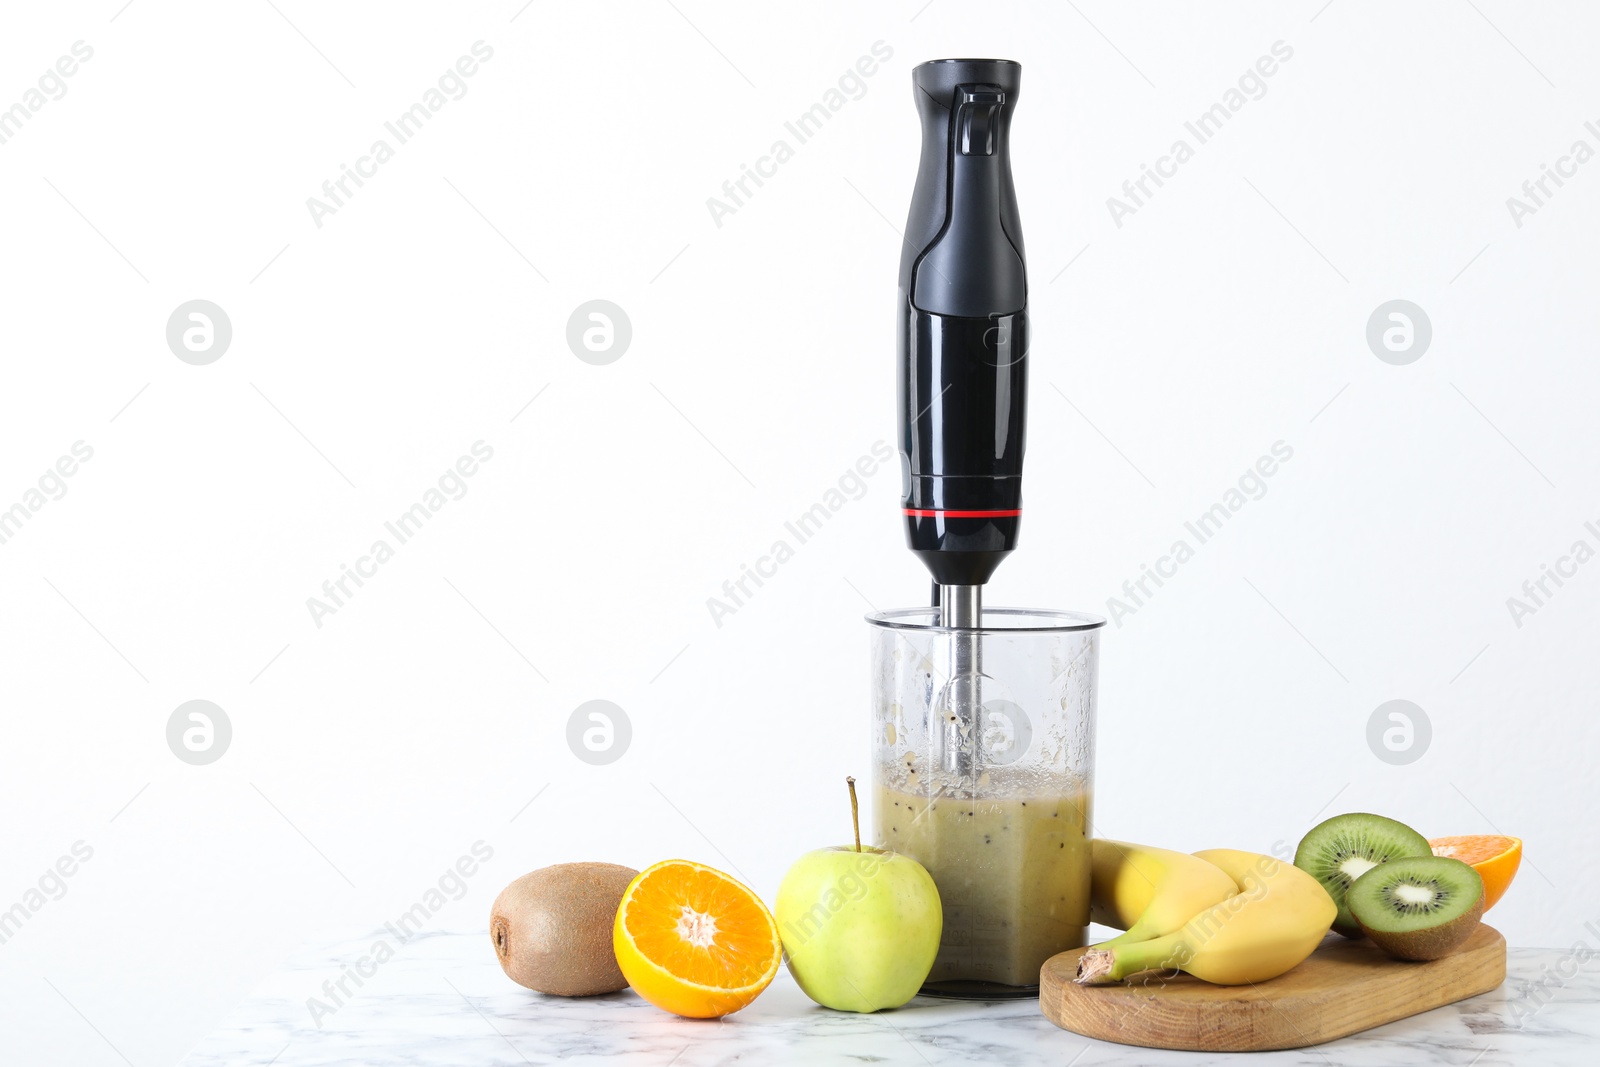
[1040,923,1506,1052]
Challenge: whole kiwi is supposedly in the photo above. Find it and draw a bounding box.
[490,862,638,995]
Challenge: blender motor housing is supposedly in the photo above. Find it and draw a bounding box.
[898,58,1028,591]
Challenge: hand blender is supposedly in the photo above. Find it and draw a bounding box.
[898,59,1027,774]
[872,59,1102,995]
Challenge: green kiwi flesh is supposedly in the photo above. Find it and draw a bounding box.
[1294,812,1432,937]
[1347,855,1484,961]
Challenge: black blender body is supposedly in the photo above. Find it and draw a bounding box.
[898,59,1028,592]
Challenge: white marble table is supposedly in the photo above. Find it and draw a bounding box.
[180,928,1598,1066]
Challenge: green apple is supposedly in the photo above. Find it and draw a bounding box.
[774,779,941,1012]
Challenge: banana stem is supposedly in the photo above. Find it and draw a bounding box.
[1093,919,1157,952]
[1074,932,1189,985]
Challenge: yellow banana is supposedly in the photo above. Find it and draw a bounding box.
[1090,839,1239,949]
[1077,848,1336,986]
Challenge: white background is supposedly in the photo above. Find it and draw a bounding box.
[2,1,1597,1063]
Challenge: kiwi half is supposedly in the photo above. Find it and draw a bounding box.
[1347,855,1484,961]
[1294,813,1432,937]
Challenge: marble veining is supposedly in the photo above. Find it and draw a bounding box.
[179,929,1600,1066]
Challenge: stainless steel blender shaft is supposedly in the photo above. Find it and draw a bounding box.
[938,583,982,776]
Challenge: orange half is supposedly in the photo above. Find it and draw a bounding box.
[1429,835,1522,912]
[613,859,781,1019]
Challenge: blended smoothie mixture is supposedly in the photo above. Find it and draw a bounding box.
[877,779,1091,988]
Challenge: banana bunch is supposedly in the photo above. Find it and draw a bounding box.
[1079,842,1337,986]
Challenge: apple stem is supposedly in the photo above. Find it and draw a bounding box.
[847,776,861,852]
